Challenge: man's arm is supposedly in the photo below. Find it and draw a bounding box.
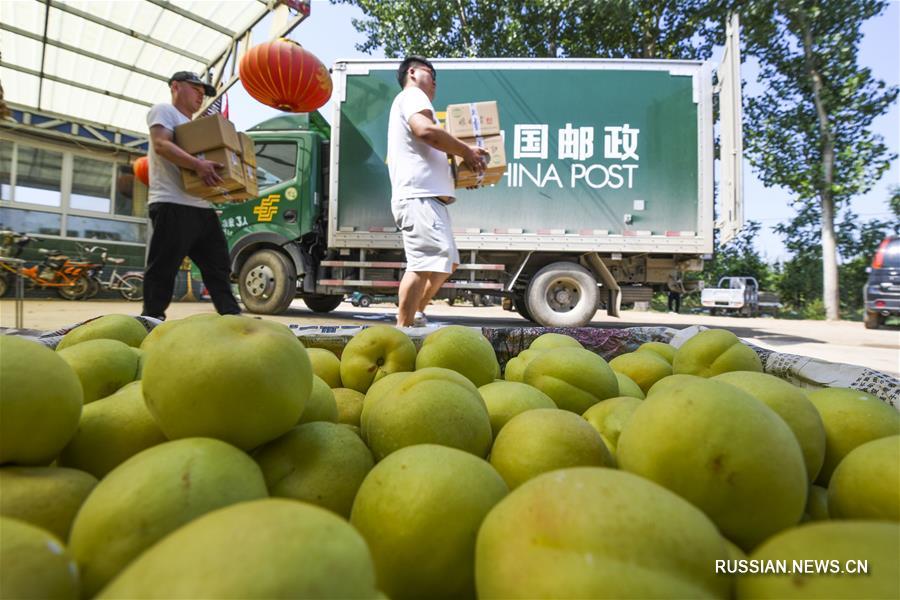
[149,125,223,186]
[408,111,489,173]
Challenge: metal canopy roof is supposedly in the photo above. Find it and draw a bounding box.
[1,0,308,141]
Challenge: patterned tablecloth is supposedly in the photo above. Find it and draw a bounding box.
[4,319,897,408]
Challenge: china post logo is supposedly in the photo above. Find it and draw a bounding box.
[253,194,280,222]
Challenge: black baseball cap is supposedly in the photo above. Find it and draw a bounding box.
[169,71,216,97]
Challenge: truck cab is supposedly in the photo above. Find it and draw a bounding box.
[218,113,336,314]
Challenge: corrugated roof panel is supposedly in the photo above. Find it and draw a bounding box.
[8,34,44,71]
[154,13,210,51]
[2,69,38,107]
[184,1,258,34]
[6,1,44,29]
[2,0,279,135]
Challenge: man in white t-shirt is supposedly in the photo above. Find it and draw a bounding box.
[388,56,489,327]
[141,71,241,320]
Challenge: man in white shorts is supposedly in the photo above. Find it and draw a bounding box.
[387,56,489,327]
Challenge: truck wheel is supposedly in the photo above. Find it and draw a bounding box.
[238,249,296,315]
[513,295,534,322]
[303,295,344,313]
[358,295,372,308]
[864,310,882,330]
[526,262,599,327]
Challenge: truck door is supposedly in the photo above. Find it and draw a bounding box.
[716,13,744,244]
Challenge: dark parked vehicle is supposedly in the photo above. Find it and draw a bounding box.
[864,235,900,329]
[347,291,396,308]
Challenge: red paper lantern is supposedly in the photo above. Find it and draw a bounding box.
[133,156,149,186]
[239,38,332,113]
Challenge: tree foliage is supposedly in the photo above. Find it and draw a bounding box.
[333,0,724,60]
[772,197,897,315]
[737,0,898,318]
[702,220,775,288]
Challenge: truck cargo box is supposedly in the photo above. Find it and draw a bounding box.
[328,59,725,255]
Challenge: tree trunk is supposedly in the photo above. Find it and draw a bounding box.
[797,6,840,320]
[454,0,473,56]
[640,6,661,58]
[820,194,839,319]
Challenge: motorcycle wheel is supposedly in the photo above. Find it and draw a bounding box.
[85,276,101,299]
[57,275,91,300]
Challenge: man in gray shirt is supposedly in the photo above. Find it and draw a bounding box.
[141,71,241,320]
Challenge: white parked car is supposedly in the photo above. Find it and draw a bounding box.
[701,276,760,316]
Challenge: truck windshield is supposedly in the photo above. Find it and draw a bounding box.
[254,142,298,188]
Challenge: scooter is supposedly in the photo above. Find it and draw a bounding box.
[0,231,93,300]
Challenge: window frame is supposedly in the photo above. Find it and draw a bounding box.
[252,139,300,192]
[0,134,147,246]
[69,154,118,214]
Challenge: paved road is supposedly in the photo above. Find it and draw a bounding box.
[2,298,898,377]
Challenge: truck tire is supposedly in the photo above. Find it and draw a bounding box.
[864,310,882,330]
[513,295,535,323]
[302,295,344,313]
[238,249,296,315]
[525,262,599,327]
[358,295,372,308]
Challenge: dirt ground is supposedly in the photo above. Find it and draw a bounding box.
[2,298,898,378]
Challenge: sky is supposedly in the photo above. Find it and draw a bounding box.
[228,0,900,263]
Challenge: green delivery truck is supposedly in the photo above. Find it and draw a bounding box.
[218,35,743,327]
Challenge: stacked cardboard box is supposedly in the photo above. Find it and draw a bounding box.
[444,101,507,188]
[174,114,258,204]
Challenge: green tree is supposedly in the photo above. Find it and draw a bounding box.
[702,220,774,287]
[334,0,724,60]
[773,201,895,315]
[889,184,900,222]
[738,0,898,320]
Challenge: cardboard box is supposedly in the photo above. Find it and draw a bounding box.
[238,133,256,167]
[451,134,507,188]
[207,190,257,204]
[174,114,241,154]
[445,101,500,138]
[181,147,245,197]
[242,162,259,197]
